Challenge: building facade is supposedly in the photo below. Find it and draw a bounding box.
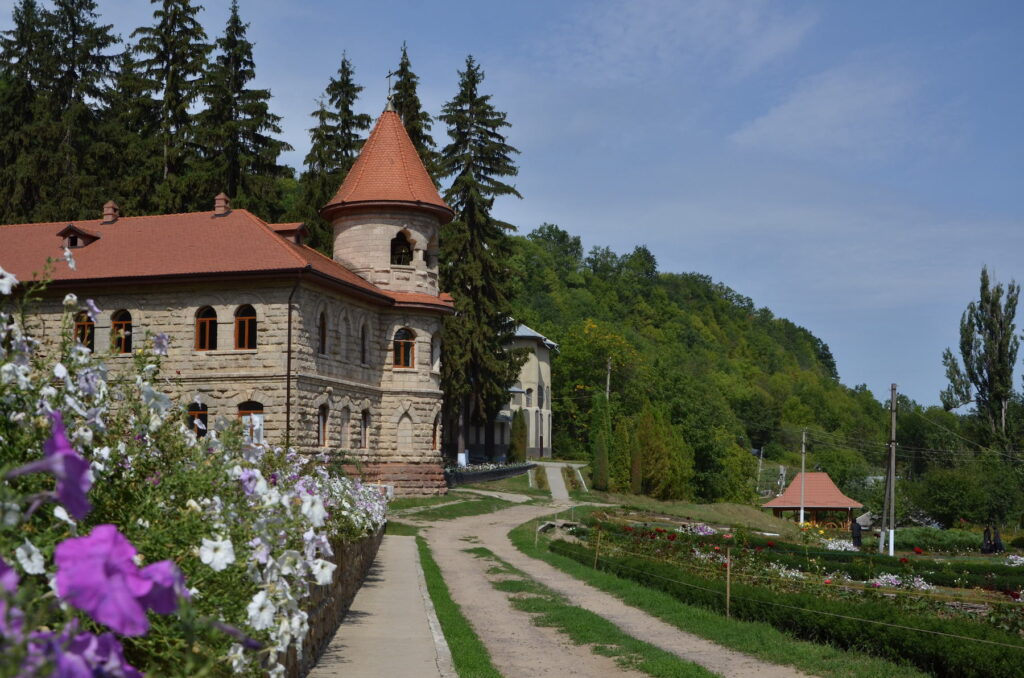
[0,107,452,495]
[467,324,557,460]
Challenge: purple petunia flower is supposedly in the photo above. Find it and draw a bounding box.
[152,332,170,356]
[24,620,141,678]
[0,556,18,593]
[55,525,187,636]
[6,412,92,519]
[84,299,101,323]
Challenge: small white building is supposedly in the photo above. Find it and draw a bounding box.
[468,324,557,460]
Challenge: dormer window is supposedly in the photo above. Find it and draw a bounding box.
[58,224,100,249]
[390,232,413,266]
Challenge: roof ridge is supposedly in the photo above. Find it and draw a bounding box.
[391,112,419,201]
[236,209,310,269]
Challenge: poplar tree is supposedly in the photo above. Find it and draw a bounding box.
[941,266,1020,447]
[132,0,210,212]
[298,53,371,252]
[590,392,611,490]
[198,0,291,219]
[390,43,438,181]
[438,55,525,459]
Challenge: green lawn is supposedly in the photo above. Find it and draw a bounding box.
[410,497,513,521]
[389,495,460,511]
[509,509,928,678]
[460,470,551,498]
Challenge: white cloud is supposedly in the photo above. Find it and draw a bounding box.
[539,0,817,85]
[730,60,921,157]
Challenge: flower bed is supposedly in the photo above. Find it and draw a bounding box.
[0,281,387,677]
[550,539,1024,678]
[444,461,536,487]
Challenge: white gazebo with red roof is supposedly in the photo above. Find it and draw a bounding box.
[762,472,863,528]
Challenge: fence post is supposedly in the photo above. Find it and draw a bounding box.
[594,527,602,570]
[726,547,731,618]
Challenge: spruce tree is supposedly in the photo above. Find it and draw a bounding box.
[438,55,525,459]
[132,0,210,212]
[197,0,291,219]
[390,43,438,181]
[0,0,53,222]
[297,53,371,253]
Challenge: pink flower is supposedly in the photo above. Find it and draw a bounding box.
[55,525,186,636]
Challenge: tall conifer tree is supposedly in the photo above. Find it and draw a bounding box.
[132,0,210,212]
[390,43,438,181]
[438,55,525,459]
[298,53,371,252]
[0,0,54,222]
[198,0,291,219]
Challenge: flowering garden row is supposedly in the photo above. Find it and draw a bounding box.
[551,533,1024,678]
[1,268,387,677]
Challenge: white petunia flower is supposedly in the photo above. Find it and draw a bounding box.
[0,266,17,295]
[63,293,78,306]
[2,502,21,527]
[246,590,276,630]
[300,494,326,527]
[310,559,337,586]
[16,539,45,574]
[227,643,248,672]
[53,363,68,380]
[53,506,76,526]
[199,536,235,572]
[63,247,76,270]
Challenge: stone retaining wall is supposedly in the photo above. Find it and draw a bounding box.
[444,463,536,487]
[284,527,385,677]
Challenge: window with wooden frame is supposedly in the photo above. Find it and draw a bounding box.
[195,307,218,351]
[110,310,132,353]
[234,305,257,350]
[392,328,415,368]
[360,409,370,448]
[187,402,208,438]
[317,404,329,447]
[238,400,264,443]
[317,312,327,355]
[73,312,94,351]
[390,231,413,265]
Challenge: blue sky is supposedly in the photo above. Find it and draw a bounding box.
[6,1,1024,407]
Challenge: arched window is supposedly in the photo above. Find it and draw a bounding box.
[234,305,257,350]
[317,312,327,355]
[432,413,440,450]
[238,400,264,443]
[110,310,132,353]
[390,231,413,265]
[360,324,368,364]
[526,388,533,408]
[337,312,347,361]
[187,402,208,438]
[538,383,545,410]
[317,404,329,447]
[397,413,413,450]
[195,307,217,351]
[360,409,371,448]
[74,312,94,351]
[393,328,415,368]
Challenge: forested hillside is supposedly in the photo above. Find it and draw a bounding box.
[510,224,890,502]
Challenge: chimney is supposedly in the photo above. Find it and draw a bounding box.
[214,192,231,216]
[102,200,119,224]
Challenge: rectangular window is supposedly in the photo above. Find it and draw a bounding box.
[195,318,217,350]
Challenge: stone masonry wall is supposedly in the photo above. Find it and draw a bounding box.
[330,208,441,295]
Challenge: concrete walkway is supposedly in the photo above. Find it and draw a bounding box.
[540,462,571,504]
[309,535,454,678]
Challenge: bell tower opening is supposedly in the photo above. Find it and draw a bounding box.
[390,231,413,266]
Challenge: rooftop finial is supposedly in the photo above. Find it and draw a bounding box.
[385,68,397,113]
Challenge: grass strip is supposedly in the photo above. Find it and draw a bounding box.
[509,511,928,678]
[385,520,420,536]
[466,546,715,678]
[412,497,513,522]
[415,536,503,678]
[390,495,459,511]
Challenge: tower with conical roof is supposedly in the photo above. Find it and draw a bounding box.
[320,104,452,295]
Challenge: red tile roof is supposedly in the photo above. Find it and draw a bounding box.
[762,472,863,509]
[321,110,452,222]
[0,210,452,313]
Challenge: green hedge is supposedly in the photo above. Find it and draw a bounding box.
[550,539,1024,678]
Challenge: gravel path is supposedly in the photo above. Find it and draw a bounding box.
[419,501,814,678]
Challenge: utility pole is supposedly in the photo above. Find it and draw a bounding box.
[888,384,897,557]
[799,430,806,524]
[879,384,897,555]
[756,447,764,494]
[605,356,611,400]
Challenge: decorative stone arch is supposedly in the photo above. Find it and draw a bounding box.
[311,386,333,409]
[336,306,350,361]
[390,400,421,425]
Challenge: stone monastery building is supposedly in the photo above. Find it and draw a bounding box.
[0,107,454,495]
